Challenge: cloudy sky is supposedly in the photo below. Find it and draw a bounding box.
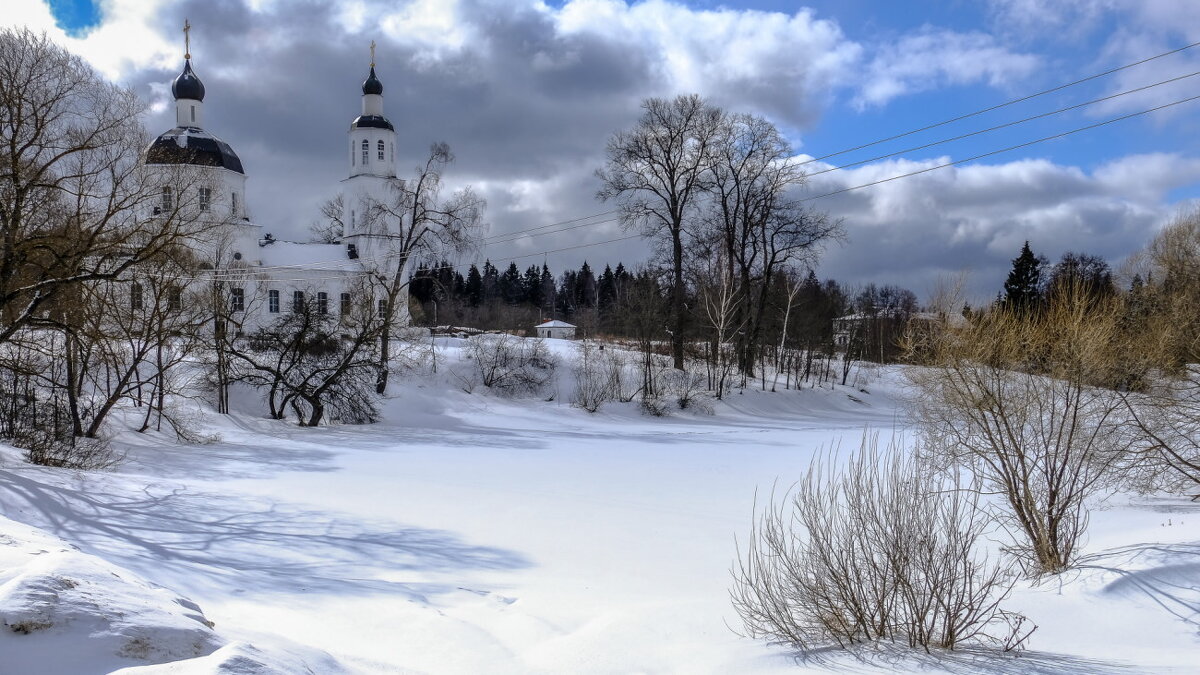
[8,0,1200,301]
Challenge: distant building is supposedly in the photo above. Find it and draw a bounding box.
[534,320,576,339]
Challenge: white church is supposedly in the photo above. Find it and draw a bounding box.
[141,38,410,329]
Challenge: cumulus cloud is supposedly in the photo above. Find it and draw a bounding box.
[853,28,1039,109]
[808,152,1200,300]
[3,0,1196,302]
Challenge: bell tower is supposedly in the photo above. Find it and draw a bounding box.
[342,41,397,261]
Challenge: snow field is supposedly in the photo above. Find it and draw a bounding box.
[0,337,1195,673]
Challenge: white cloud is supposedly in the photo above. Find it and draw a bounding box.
[809,152,1195,300]
[853,28,1039,109]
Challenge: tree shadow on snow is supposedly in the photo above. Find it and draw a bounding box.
[794,643,1142,674]
[1080,540,1200,629]
[0,469,531,603]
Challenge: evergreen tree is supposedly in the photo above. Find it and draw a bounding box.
[465,264,483,307]
[577,261,597,308]
[1003,241,1043,311]
[523,265,543,309]
[558,270,578,317]
[539,264,556,316]
[597,264,616,311]
[481,260,500,304]
[500,262,524,304]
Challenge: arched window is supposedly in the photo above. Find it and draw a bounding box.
[361,139,369,165]
[377,140,385,161]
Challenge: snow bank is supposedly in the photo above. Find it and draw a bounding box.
[0,515,345,674]
[0,515,220,673]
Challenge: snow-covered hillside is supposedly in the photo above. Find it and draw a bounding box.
[0,338,1196,673]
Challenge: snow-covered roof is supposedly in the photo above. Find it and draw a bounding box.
[535,320,576,328]
[258,241,354,270]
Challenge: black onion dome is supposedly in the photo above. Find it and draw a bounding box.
[172,60,205,101]
[144,127,244,174]
[362,66,383,95]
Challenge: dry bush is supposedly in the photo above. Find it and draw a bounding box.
[907,287,1135,574]
[661,364,712,413]
[1123,368,1200,495]
[731,434,1030,653]
[465,334,557,396]
[571,341,622,412]
[1118,208,1200,495]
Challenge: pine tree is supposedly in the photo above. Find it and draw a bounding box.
[500,262,524,304]
[523,265,543,309]
[1003,241,1043,311]
[577,261,597,308]
[465,264,483,307]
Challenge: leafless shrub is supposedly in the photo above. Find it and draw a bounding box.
[465,334,557,396]
[662,365,712,413]
[906,286,1134,574]
[730,433,1030,654]
[1122,367,1200,495]
[571,341,621,412]
[22,433,118,470]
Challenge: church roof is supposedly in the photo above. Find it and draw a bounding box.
[536,320,576,328]
[351,115,394,131]
[144,127,244,174]
[171,60,205,101]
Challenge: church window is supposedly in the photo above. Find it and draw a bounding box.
[190,105,195,123]
[268,289,279,313]
[340,292,351,315]
[167,286,182,311]
[231,191,238,216]
[230,287,245,313]
[377,140,385,161]
[293,290,305,312]
[351,140,355,166]
[350,210,355,229]
[130,282,143,311]
[317,291,329,315]
[198,187,211,211]
[362,140,369,165]
[161,186,173,212]
[378,298,386,319]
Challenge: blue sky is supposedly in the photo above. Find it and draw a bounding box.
[17,0,1200,299]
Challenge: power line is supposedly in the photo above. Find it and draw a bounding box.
[800,39,1200,166]
[807,69,1200,177]
[799,92,1200,204]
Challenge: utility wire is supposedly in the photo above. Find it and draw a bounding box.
[808,69,1200,177]
[799,92,1200,203]
[800,39,1200,166]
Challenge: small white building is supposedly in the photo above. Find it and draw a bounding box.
[534,320,576,339]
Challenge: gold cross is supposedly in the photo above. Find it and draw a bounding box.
[370,40,376,67]
[183,18,192,60]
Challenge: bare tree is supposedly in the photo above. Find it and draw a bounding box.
[696,260,743,398]
[361,142,483,394]
[308,193,345,243]
[1120,208,1200,494]
[227,281,384,426]
[906,287,1134,574]
[0,28,213,343]
[705,112,841,377]
[598,94,723,370]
